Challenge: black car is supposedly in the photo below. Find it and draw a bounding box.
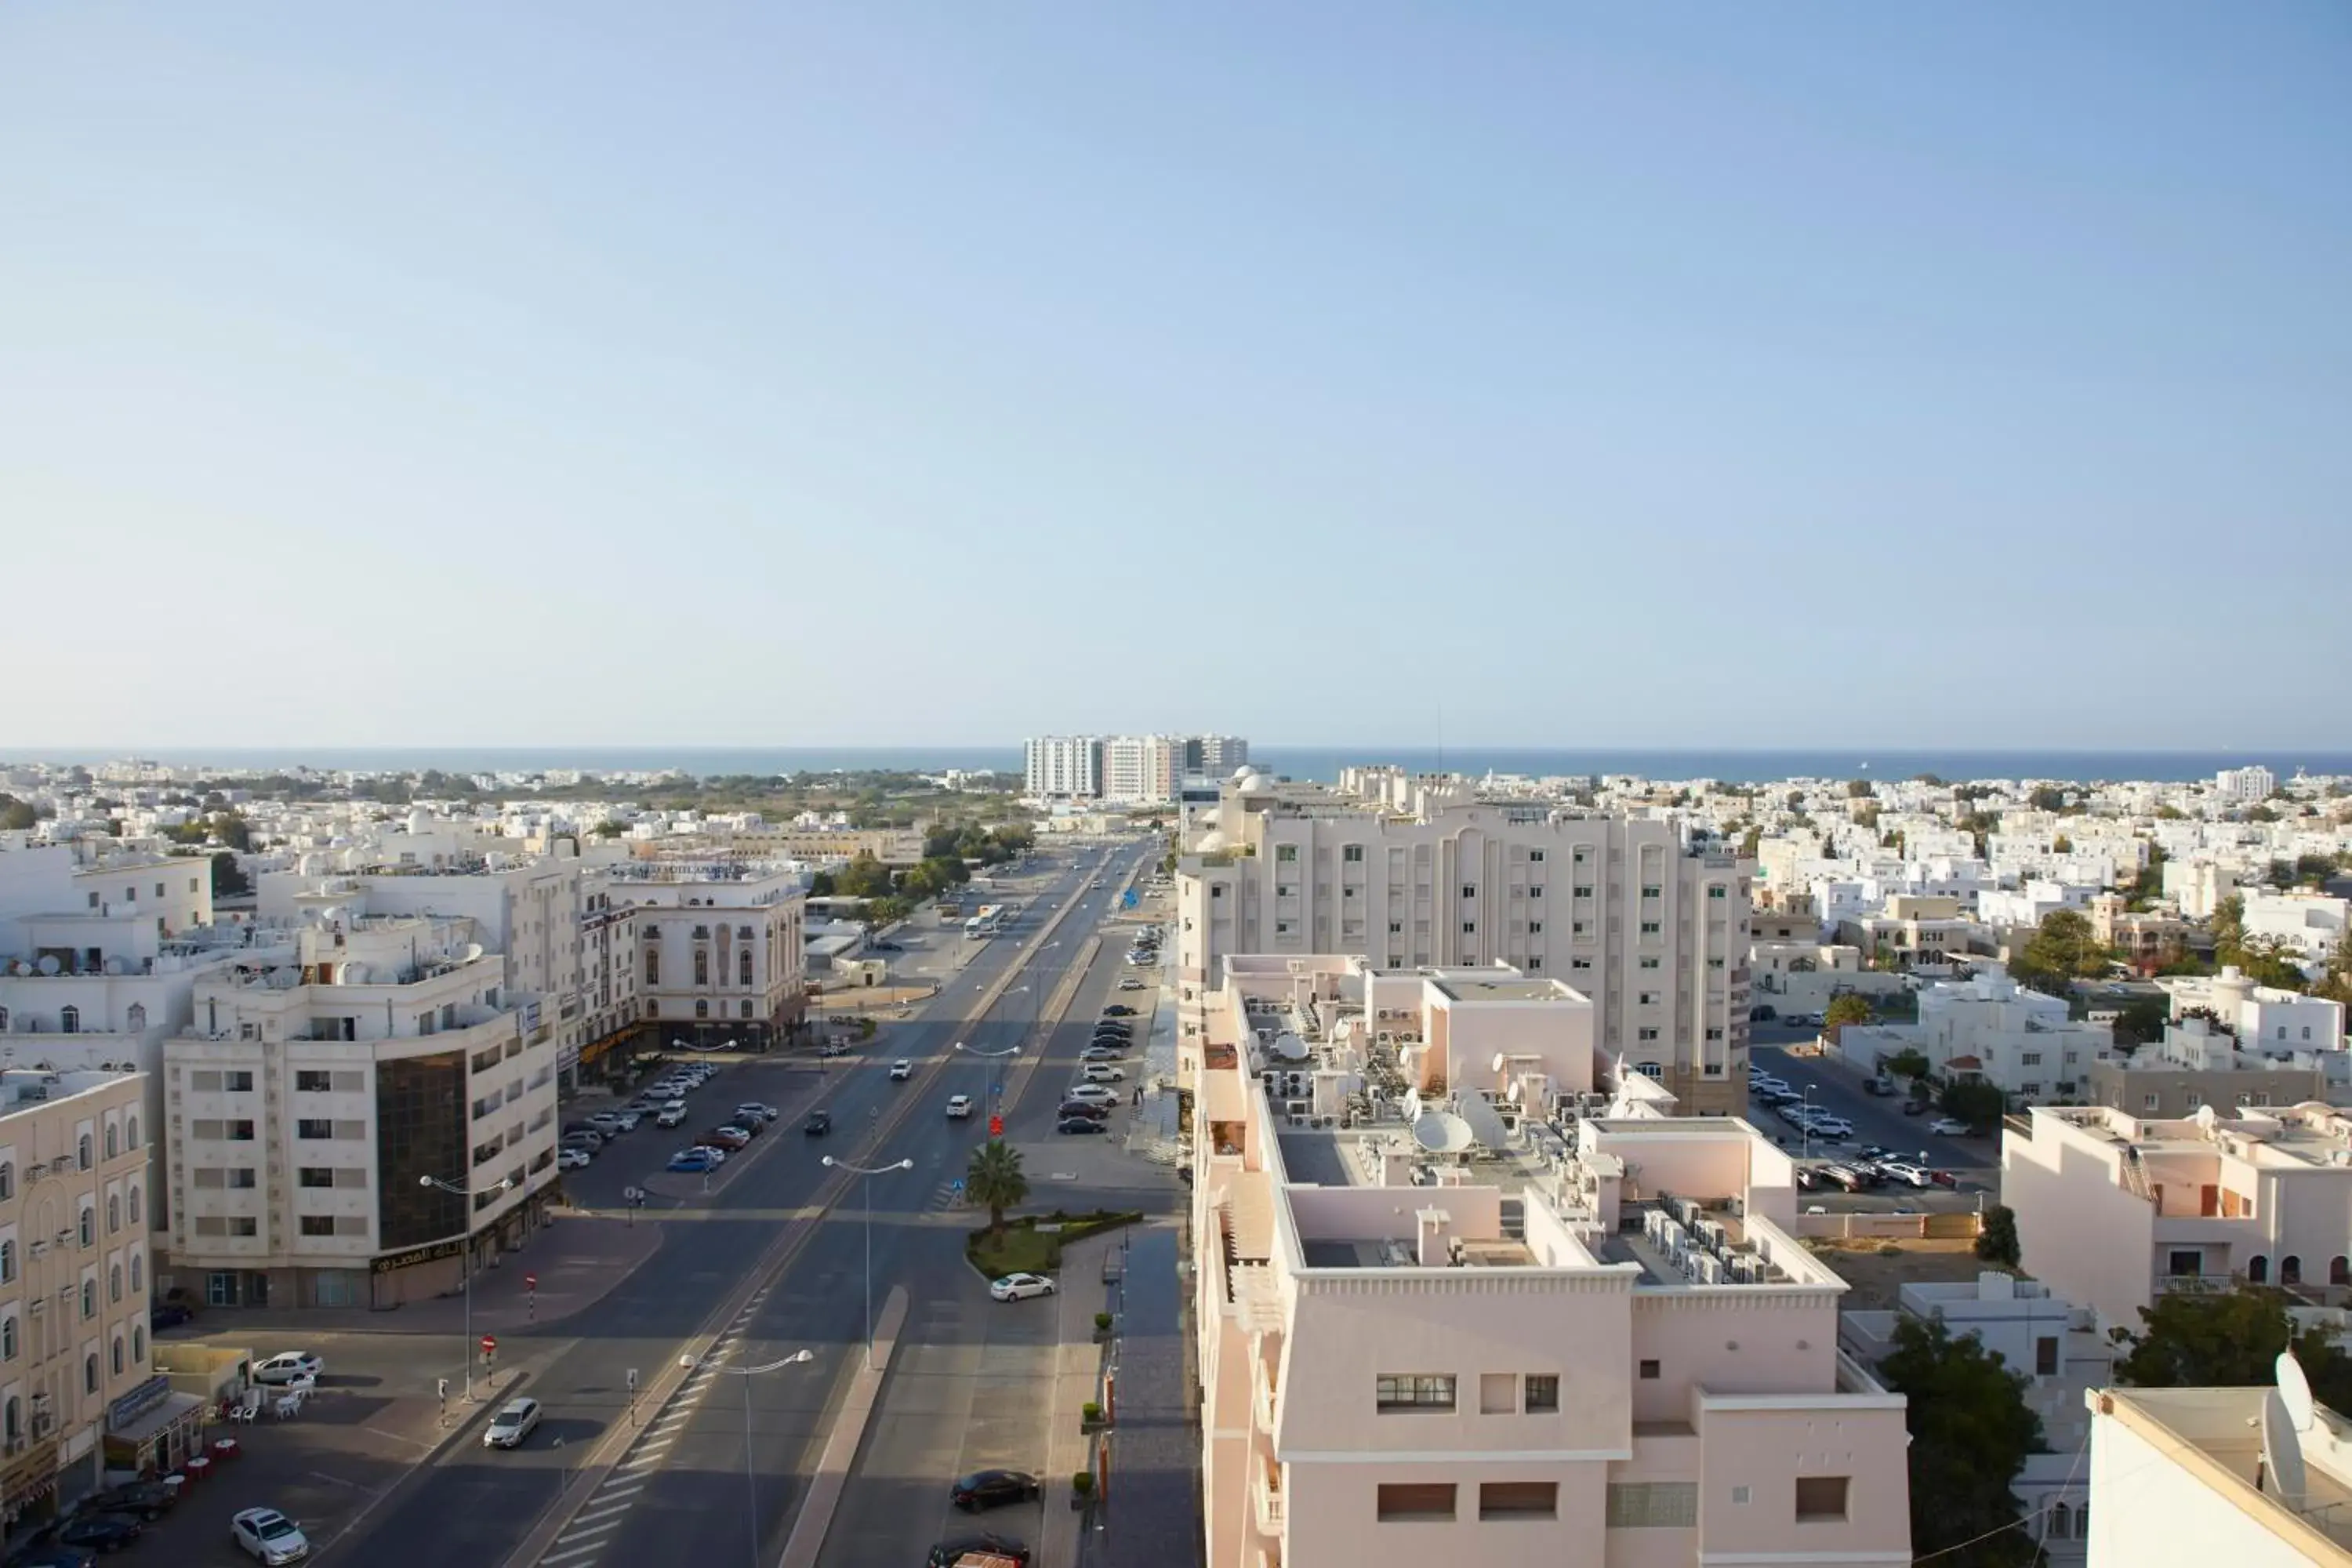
[1056,1101,1111,1121]
[1101,1005,1136,1017]
[928,1534,1030,1567]
[871,940,902,953]
[149,1301,194,1332]
[83,1483,174,1522]
[1091,1025,1131,1040]
[5,1548,96,1568]
[803,1111,832,1137]
[949,1468,1040,1512]
[55,1515,141,1552]
[1057,1116,1109,1135]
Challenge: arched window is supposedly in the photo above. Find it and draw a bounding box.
[111,1337,123,1376]
[78,1208,94,1247]
[125,1003,146,1032]
[81,1280,96,1319]
[110,1264,122,1303]
[132,1324,144,1362]
[105,1124,118,1160]
[107,1195,120,1234]
[126,1115,140,1149]
[84,1352,98,1393]
[0,1240,14,1283]
[127,1185,142,1225]
[0,1161,13,1201]
[78,1133,92,1170]
[2048,1502,2071,1540]
[0,1005,8,1031]
[2282,1255,2304,1286]
[644,951,659,986]
[739,950,753,986]
[2249,1255,2270,1283]
[2075,1499,2089,1538]
[2332,1256,2350,1287]
[60,1005,80,1034]
[129,1252,143,1292]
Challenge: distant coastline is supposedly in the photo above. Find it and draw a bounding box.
[5,745,2347,786]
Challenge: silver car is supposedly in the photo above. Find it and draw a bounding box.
[484,1396,543,1449]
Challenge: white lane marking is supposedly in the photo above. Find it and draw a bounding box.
[555,1515,628,1544]
[568,1501,633,1527]
[539,1543,603,1566]
[594,1482,646,1502]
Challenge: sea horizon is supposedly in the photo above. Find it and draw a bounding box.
[5,744,2347,787]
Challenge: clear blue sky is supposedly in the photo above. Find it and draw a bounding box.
[3,3,2346,750]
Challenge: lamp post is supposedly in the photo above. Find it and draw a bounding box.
[955,1040,1022,1122]
[1800,1085,1817,1163]
[821,1155,913,1369]
[679,1347,815,1568]
[419,1173,510,1402]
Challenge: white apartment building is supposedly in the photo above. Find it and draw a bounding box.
[2163,858,2245,921]
[1023,737,1102,800]
[2164,967,2347,1054]
[2085,1015,2346,1122]
[592,858,806,1049]
[1176,786,1752,1113]
[1840,971,2114,1102]
[2084,1377,2352,1566]
[2241,891,2348,964]
[1189,958,1911,1568]
[161,914,558,1310]
[2214,765,2279,804]
[0,1069,186,1534]
[2003,1102,2352,1334]
[572,889,640,1087]
[1101,735,1177,806]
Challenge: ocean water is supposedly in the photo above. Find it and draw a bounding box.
[5,744,2346,786]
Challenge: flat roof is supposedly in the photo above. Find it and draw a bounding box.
[1430,976,1575,1004]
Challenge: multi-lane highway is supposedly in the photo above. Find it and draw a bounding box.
[331,839,1158,1568]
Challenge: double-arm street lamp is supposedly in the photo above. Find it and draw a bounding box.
[418,1173,510,1401]
[678,1346,815,1568]
[821,1154,913,1369]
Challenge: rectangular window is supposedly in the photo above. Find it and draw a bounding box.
[298,1168,335,1189]
[336,1168,369,1189]
[1642,884,1661,898]
[297,1120,334,1140]
[335,1070,365,1092]
[2036,1337,2060,1377]
[1641,921,1661,935]
[1795,1476,1849,1523]
[1374,1374,1455,1412]
[230,1217,258,1237]
[1638,1359,1661,1380]
[1573,886,1593,898]
[1388,921,1403,934]
[1523,1374,1559,1412]
[190,1072,224,1093]
[193,1168,226,1190]
[1528,920,1542,935]
[1376,1483,1456,1523]
[1343,845,1364,862]
[223,1070,254,1091]
[1461,884,1476,899]
[1276,845,1298,863]
[295,1070,333,1093]
[1638,1027,1659,1041]
[1708,885,1727,899]
[299,1215,336,1237]
[1461,921,1475,935]
[1606,1482,1697,1529]
[1479,1483,1557,1521]
[1639,956,1661,969]
[1528,849,1544,863]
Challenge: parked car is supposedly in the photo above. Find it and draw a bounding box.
[1102,1005,1138,1016]
[253,1352,324,1385]
[667,1149,721,1174]
[1064,1084,1118,1107]
[889,1060,913,1080]
[655,1107,687,1128]
[483,1396,543,1449]
[230,1507,310,1565]
[1077,1063,1125,1083]
[703,1127,752,1149]
[84,1483,176,1523]
[951,1469,1042,1512]
[988,1273,1055,1302]
[5,1545,96,1568]
[1080,1047,1124,1062]
[559,1131,604,1153]
[946,1095,975,1120]
[802,1111,833,1137]
[1118,978,1146,991]
[556,1148,592,1171]
[149,1301,194,1332]
[1875,1160,1933,1189]
[735,1103,779,1123]
[55,1514,142,1553]
[1056,1101,1111,1122]
[1057,1116,1109,1135]
[1926,1117,1973,1137]
[927,1535,1029,1567]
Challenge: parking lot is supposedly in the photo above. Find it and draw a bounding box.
[1744,1022,1998,1210]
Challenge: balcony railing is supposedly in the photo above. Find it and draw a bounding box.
[2154,1273,2228,1296]
[1254,1466,1286,1534]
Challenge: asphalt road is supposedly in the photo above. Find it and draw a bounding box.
[1747,1023,1998,1192]
[326,840,1156,1568]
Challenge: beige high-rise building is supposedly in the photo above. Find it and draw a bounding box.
[1175,780,1751,1113]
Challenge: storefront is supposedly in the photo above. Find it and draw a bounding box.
[101,1377,205,1480]
[0,1437,60,1539]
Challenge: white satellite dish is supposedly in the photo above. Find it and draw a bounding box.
[36,956,59,976]
[2260,1388,2308,1511]
[458,942,485,964]
[103,958,123,976]
[2278,1349,2317,1432]
[341,962,372,985]
[1400,1089,1424,1123]
[1412,1110,1475,1153]
[1507,1080,1524,1104]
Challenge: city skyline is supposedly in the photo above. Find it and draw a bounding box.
[3,5,2347,748]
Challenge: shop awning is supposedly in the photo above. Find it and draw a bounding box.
[105,1392,205,1450]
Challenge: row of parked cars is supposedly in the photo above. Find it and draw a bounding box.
[1057,1012,1134,1134]
[3,1486,310,1566]
[1797,1145,1957,1192]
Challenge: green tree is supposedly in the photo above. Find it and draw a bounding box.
[2294,853,2337,887]
[1974,1204,2022,1268]
[2155,804,2187,820]
[1939,1080,2007,1128]
[1846,779,1875,799]
[806,870,837,898]
[834,851,895,899]
[1737,825,1762,859]
[209,851,252,898]
[2027,786,2067,812]
[2016,909,2107,989]
[2210,893,2245,953]
[2116,1289,2352,1413]
[2232,936,2307,991]
[964,1139,1029,1241]
[2112,996,2170,1047]
[1878,1316,2045,1566]
[592,820,626,838]
[1823,994,1872,1035]
[209,810,253,852]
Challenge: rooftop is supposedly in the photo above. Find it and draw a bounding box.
[2097,1383,2352,1560]
[1428,975,1577,1004]
[2030,1103,2352,1172]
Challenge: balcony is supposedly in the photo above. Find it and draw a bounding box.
[2154,1273,2230,1297]
[1254,1361,1279,1435]
[1254,1461,1286,1535]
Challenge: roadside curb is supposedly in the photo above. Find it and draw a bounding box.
[773,1287,908,1568]
[314,1369,533,1562]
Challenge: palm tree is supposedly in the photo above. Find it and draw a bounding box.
[966,1139,1029,1240]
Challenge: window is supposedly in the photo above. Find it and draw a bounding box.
[1,1318,13,1360]
[299,1167,336,1189]
[1528,921,1542,935]
[1528,884,1541,898]
[739,950,753,985]
[1461,884,1476,899]
[1276,845,1298,863]
[111,1336,124,1376]
[110,1264,122,1303]
[1375,1483,1455,1522]
[1795,1476,1849,1523]
[1638,991,1658,1005]
[85,1352,99,1392]
[1641,884,1661,898]
[695,1000,710,1019]
[129,1185,143,1221]
[1640,921,1661,935]
[1388,921,1402,934]
[297,1119,335,1140]
[2036,1337,2060,1376]
[79,1209,94,1247]
[1523,1374,1559,1413]
[1375,1374,1455,1412]
[296,1070,333,1092]
[0,1241,13,1283]
[0,1162,11,1201]
[127,1115,140,1148]
[300,1216,336,1236]
[1573,886,1593,898]
[61,1005,81,1034]
[130,1253,142,1291]
[2020,1051,2042,1066]
[78,1133,93,1169]
[132,1324,144,1360]
[105,1124,119,1160]
[1528,849,1544,863]
[1638,1359,1661,1380]
[740,1000,753,1018]
[1606,1482,1697,1528]
[107,1195,120,1233]
[2281,1255,2303,1286]
[1479,1483,1557,1520]
[644,952,659,986]
[2249,1254,2270,1283]
[1639,956,1661,970]
[82,1279,96,1318]
[224,1070,254,1091]
[1637,1027,1659,1041]
[1708,885,1727,899]
[1343,845,1365,862]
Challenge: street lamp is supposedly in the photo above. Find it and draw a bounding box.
[822,1155,913,1369]
[956,1040,1022,1116]
[678,1346,815,1568]
[419,1173,510,1401]
[1800,1085,1817,1163]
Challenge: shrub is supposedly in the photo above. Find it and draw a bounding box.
[1072,1471,1096,1497]
[1094,1311,1113,1333]
[1082,1401,1102,1425]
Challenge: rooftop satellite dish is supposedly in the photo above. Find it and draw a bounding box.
[103,958,124,976]
[1401,1089,1425,1123]
[36,956,59,976]
[458,943,485,964]
[2260,1388,2308,1511]
[341,962,372,986]
[1268,1032,1310,1062]
[2278,1349,2317,1432]
[1412,1110,1475,1153]
[1507,1080,1524,1104]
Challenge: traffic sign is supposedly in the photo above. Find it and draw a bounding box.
[480,1334,498,1355]
[524,1273,537,1291]
[951,1178,965,1193]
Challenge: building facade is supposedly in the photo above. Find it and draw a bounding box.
[1023,737,1102,800]
[601,861,806,1049]
[1101,736,1177,806]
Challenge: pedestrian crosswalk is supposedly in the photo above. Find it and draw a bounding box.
[924,1178,967,1214]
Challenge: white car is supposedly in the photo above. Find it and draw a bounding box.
[1080,1045,1124,1062]
[889,1059,913,1080]
[556,1148,592,1171]
[232,1507,311,1565]
[946,1094,975,1119]
[1875,1160,1933,1189]
[989,1272,1056,1301]
[821,1041,854,1057]
[655,1106,687,1127]
[1064,1083,1119,1107]
[483,1396,543,1449]
[1118,978,1146,991]
[253,1352,324,1385]
[1078,1062,1125,1083]
[1927,1116,1973,1137]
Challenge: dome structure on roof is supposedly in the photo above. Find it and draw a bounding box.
[1195,828,1230,854]
[1237,774,1273,796]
